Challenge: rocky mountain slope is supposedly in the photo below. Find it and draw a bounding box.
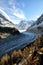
[0,13,19,38]
[27,14,43,34]
[0,13,15,27]
[36,14,43,25]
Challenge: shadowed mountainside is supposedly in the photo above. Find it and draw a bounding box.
[0,13,19,39]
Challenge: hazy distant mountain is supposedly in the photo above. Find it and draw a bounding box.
[27,14,43,34]
[16,20,34,30]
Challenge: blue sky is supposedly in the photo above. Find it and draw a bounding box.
[0,0,43,24]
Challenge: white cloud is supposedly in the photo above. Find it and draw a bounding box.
[13,8,25,19]
[0,0,26,24]
[8,0,26,19]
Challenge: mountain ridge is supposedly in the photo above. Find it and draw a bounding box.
[16,20,34,30]
[27,14,43,34]
[0,13,17,28]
